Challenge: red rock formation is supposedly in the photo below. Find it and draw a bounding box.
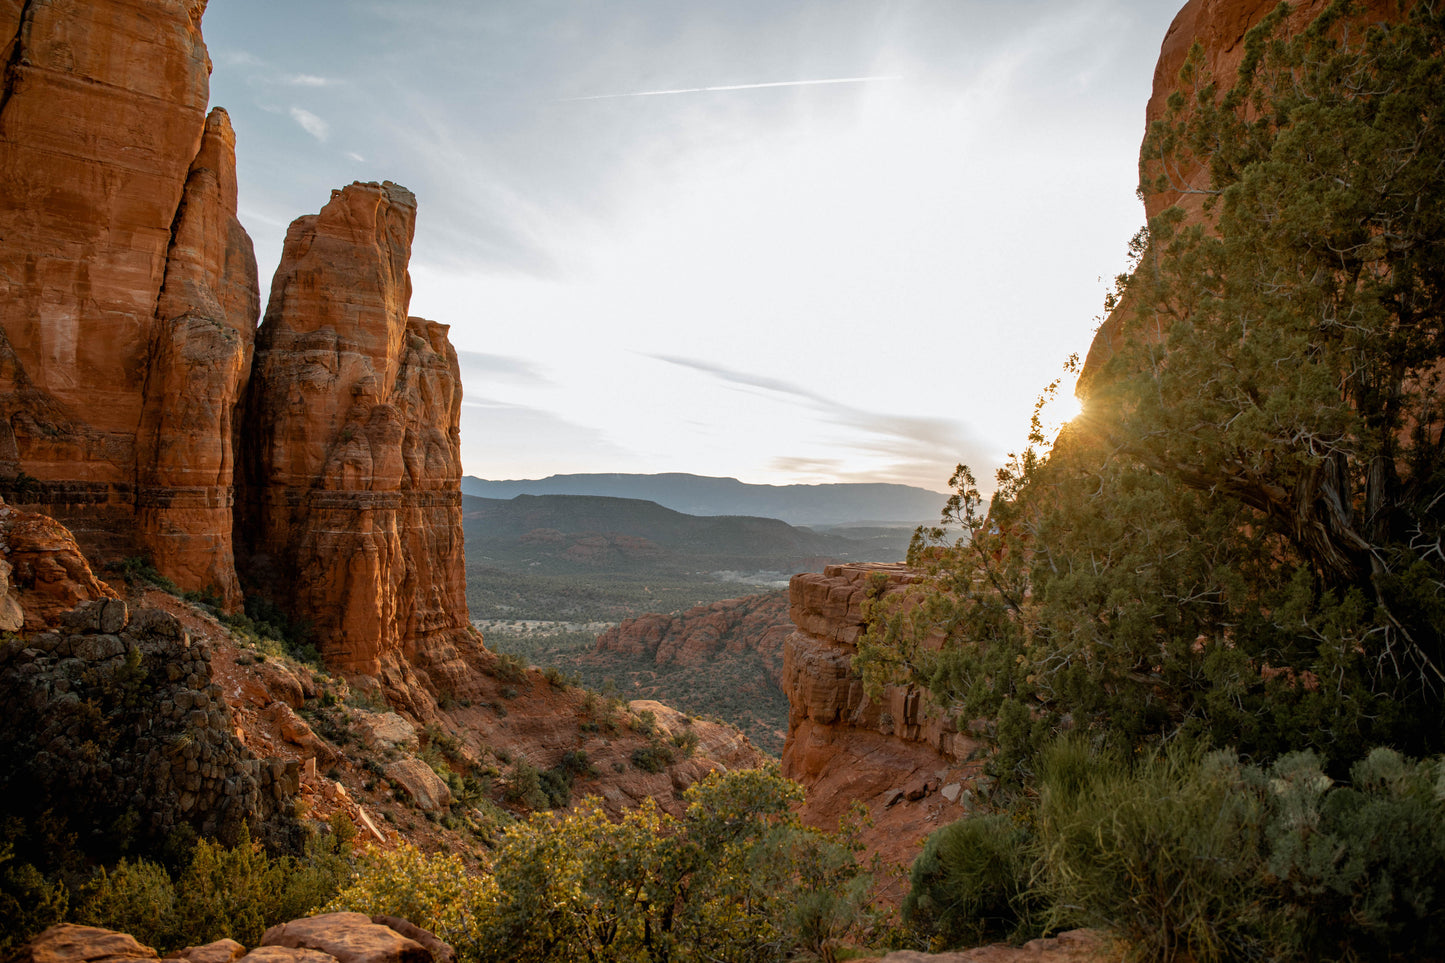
[138,106,259,608]
[781,563,985,902]
[13,917,456,963]
[239,181,475,705]
[1080,0,1406,384]
[0,0,258,604]
[0,496,120,633]
[594,591,792,685]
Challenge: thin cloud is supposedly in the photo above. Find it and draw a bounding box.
[215,50,265,68]
[565,75,902,102]
[651,355,989,490]
[457,351,549,384]
[283,73,337,87]
[648,354,829,405]
[289,107,330,142]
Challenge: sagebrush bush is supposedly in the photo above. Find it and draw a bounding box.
[1035,740,1273,962]
[903,813,1038,949]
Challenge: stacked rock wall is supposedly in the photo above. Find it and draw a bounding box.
[0,560,301,858]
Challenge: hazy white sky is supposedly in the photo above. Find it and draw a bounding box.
[203,1,1182,492]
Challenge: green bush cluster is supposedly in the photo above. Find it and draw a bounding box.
[906,740,1445,962]
[330,766,875,963]
[219,597,320,667]
[0,822,352,955]
[630,740,674,774]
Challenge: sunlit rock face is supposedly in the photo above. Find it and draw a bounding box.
[781,563,986,902]
[1079,0,1405,386]
[239,181,475,701]
[0,0,258,606]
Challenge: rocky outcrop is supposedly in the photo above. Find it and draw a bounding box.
[0,496,120,632]
[1080,0,1405,384]
[595,591,792,686]
[14,917,455,963]
[0,0,258,604]
[239,181,475,706]
[781,564,985,899]
[0,595,300,861]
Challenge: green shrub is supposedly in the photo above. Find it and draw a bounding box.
[631,740,674,774]
[492,653,528,684]
[1035,740,1272,962]
[0,847,69,953]
[1264,748,1445,959]
[671,728,700,757]
[327,846,491,961]
[503,760,548,811]
[904,813,1039,948]
[75,825,351,954]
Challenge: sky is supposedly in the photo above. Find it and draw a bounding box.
[201,1,1182,494]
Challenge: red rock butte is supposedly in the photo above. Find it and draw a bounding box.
[0,0,475,698]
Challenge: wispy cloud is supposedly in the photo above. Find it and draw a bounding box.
[283,73,337,87]
[649,355,828,405]
[289,107,330,141]
[215,50,264,68]
[650,355,984,489]
[457,351,549,385]
[564,75,902,102]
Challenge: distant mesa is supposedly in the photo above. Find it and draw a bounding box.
[463,492,916,574]
[462,472,947,528]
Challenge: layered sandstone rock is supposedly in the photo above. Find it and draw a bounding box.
[137,106,259,608]
[0,496,120,632]
[0,0,258,603]
[14,917,456,963]
[1080,0,1404,384]
[239,181,475,705]
[781,564,984,900]
[594,591,792,686]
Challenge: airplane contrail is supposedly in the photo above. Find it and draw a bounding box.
[564,75,903,102]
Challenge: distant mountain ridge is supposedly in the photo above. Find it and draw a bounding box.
[461,472,946,527]
[462,493,909,573]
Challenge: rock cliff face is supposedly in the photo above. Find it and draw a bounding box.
[0,501,300,857]
[0,0,257,606]
[781,564,984,900]
[0,2,478,719]
[595,591,792,686]
[239,181,476,702]
[1080,0,1405,383]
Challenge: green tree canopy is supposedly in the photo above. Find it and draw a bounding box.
[859,0,1445,777]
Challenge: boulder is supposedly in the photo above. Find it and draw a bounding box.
[383,758,452,812]
[354,711,418,751]
[176,940,246,963]
[13,925,158,963]
[260,913,433,963]
[0,500,121,633]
